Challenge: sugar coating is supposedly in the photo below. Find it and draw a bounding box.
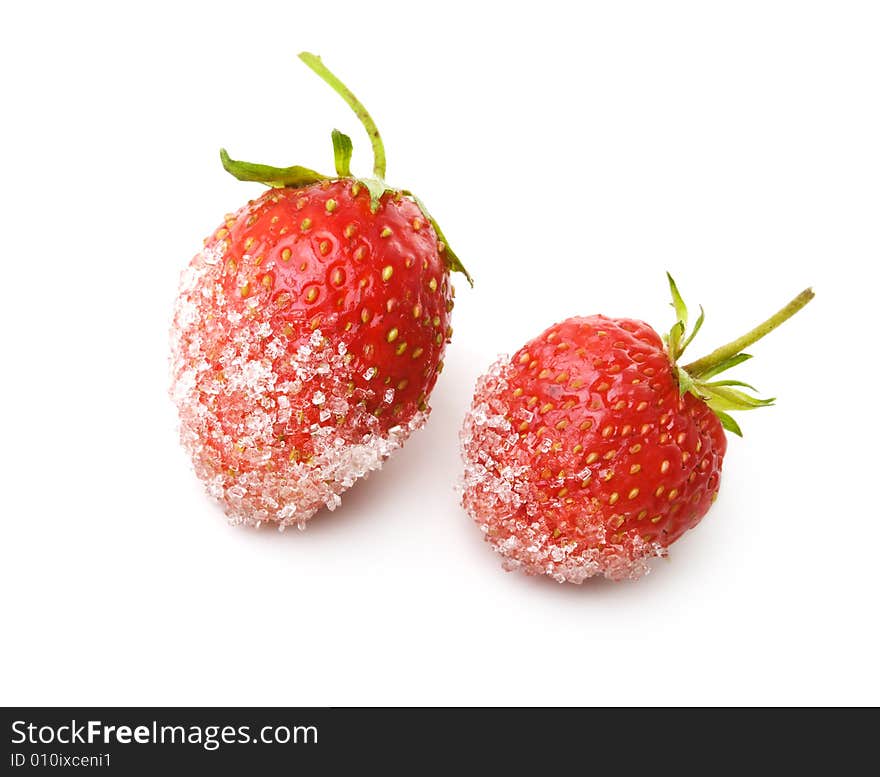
[170,242,428,528]
[459,357,664,582]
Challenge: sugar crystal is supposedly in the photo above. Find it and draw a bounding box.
[459,356,662,582]
[170,240,432,528]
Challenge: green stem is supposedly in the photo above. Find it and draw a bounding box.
[684,288,815,377]
[298,52,387,180]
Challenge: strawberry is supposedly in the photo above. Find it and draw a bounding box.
[170,53,470,528]
[460,276,813,582]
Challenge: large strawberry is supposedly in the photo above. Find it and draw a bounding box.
[170,53,470,528]
[460,276,813,582]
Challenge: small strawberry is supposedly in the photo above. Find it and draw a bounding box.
[460,276,813,582]
[171,53,470,528]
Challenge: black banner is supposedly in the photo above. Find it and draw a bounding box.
[0,707,871,771]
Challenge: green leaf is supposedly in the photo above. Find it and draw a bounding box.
[331,130,353,178]
[720,387,776,408]
[404,192,473,286]
[694,375,773,436]
[693,352,753,380]
[677,365,695,396]
[220,149,327,188]
[714,410,743,437]
[703,385,775,412]
[359,177,388,212]
[428,214,472,286]
[704,379,759,392]
[668,320,685,360]
[679,305,704,357]
[667,273,688,328]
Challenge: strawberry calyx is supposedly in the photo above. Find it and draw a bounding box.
[219,52,472,286]
[219,149,325,187]
[662,273,815,436]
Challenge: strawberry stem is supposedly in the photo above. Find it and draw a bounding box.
[684,288,815,378]
[221,55,471,285]
[298,52,387,180]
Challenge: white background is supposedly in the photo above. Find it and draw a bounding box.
[1,1,878,706]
